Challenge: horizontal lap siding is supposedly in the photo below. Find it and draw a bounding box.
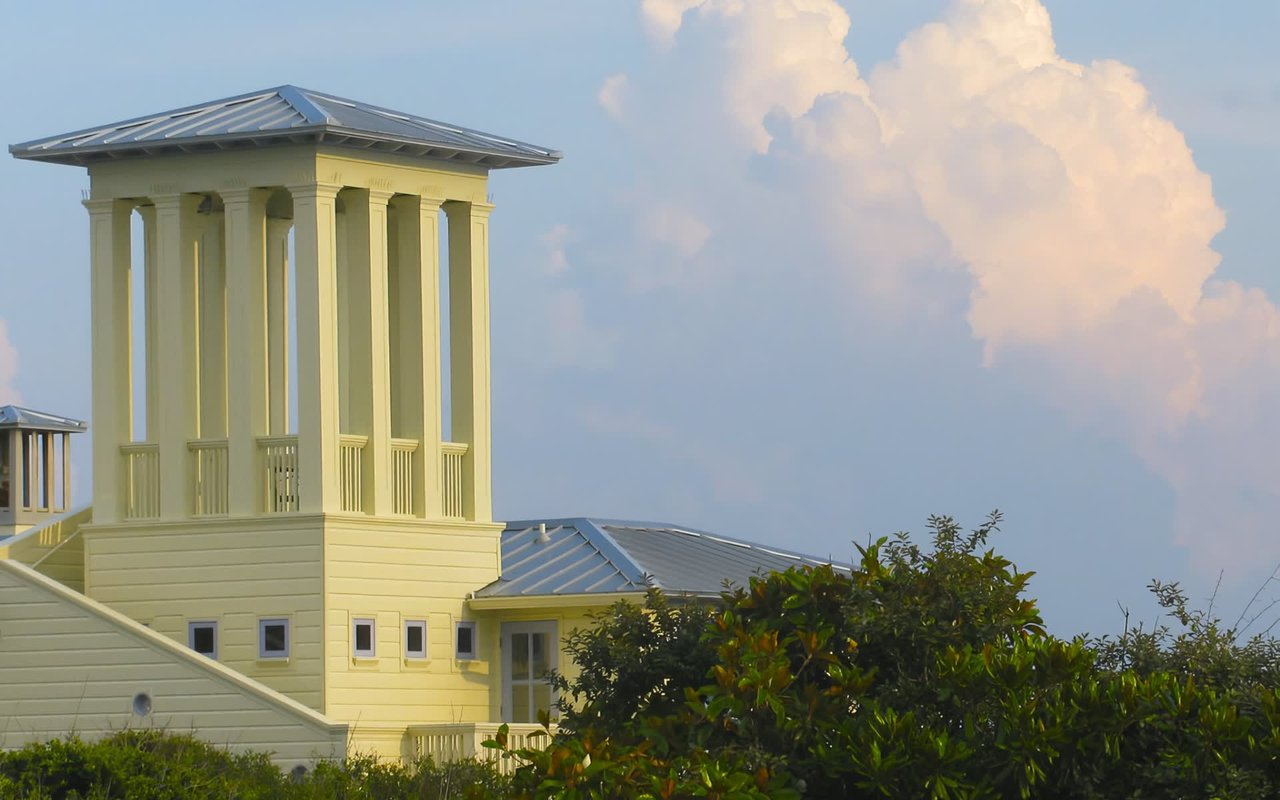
[0,567,346,767]
[323,523,501,727]
[84,525,324,710]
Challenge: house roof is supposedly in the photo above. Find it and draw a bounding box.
[0,406,87,433]
[475,517,849,599]
[9,85,562,169]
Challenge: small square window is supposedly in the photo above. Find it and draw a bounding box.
[188,621,217,659]
[405,620,427,660]
[353,618,376,658]
[259,618,290,659]
[455,621,477,660]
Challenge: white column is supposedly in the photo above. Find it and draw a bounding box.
[445,201,495,523]
[152,194,202,519]
[289,183,343,514]
[83,198,133,524]
[138,205,159,442]
[392,195,444,518]
[223,189,269,516]
[266,218,291,435]
[198,211,227,438]
[344,189,395,515]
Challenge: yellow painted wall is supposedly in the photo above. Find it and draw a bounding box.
[0,560,347,767]
[82,517,325,710]
[322,518,502,733]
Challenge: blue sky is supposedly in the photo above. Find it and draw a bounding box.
[2,0,1277,636]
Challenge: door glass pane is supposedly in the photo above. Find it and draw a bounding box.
[511,633,529,680]
[533,682,552,719]
[531,632,548,677]
[512,684,531,724]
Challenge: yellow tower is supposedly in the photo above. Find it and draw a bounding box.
[11,86,560,755]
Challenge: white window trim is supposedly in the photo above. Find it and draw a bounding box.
[455,620,478,660]
[404,619,428,660]
[259,617,290,660]
[187,620,218,659]
[352,617,376,658]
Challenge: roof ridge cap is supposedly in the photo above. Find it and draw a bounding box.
[276,85,335,126]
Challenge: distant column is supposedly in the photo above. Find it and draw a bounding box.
[444,201,495,523]
[6,430,20,512]
[83,198,133,524]
[392,195,444,519]
[289,182,343,514]
[223,189,270,516]
[152,193,202,519]
[61,433,71,511]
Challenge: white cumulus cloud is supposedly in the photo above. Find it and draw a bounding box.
[619,0,1280,573]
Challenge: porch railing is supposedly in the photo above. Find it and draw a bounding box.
[189,438,229,517]
[258,435,299,514]
[440,442,468,520]
[406,722,553,776]
[120,442,159,520]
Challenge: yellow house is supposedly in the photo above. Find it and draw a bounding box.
[0,87,842,771]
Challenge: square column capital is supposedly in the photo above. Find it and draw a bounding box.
[82,197,133,217]
[287,182,343,201]
[219,187,272,206]
[392,194,445,214]
[443,200,495,220]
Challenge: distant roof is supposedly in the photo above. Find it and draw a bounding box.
[9,85,562,169]
[0,406,87,433]
[475,517,848,599]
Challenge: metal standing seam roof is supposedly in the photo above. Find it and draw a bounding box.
[9,85,562,169]
[475,518,850,599]
[0,406,87,433]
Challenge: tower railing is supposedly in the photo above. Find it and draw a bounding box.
[120,442,160,520]
[390,438,418,516]
[338,434,367,513]
[258,435,299,514]
[189,438,229,517]
[441,442,469,520]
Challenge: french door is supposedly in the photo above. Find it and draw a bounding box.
[502,620,558,724]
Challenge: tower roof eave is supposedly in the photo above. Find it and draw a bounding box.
[8,85,563,170]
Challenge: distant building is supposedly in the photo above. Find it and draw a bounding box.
[0,87,841,770]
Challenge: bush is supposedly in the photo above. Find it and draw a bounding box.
[0,731,509,800]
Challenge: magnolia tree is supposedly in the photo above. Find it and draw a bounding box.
[497,514,1280,799]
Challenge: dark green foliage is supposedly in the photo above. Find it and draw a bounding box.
[0,730,510,800]
[501,513,1280,799]
[551,587,718,734]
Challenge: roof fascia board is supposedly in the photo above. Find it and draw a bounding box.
[467,591,646,612]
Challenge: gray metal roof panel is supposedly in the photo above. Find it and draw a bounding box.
[10,85,562,169]
[0,406,87,433]
[475,517,848,599]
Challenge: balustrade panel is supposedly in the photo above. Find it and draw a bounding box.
[258,436,299,513]
[120,443,160,520]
